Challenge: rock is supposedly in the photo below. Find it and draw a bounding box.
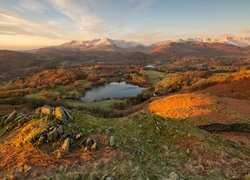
[85,138,98,151]
[38,135,46,144]
[4,110,17,124]
[23,165,31,173]
[169,172,181,180]
[61,137,71,152]
[101,175,114,180]
[163,145,169,151]
[63,107,73,121]
[56,150,62,159]
[57,126,64,135]
[54,107,67,122]
[39,105,54,115]
[106,127,115,134]
[61,134,69,140]
[109,136,116,147]
[48,128,59,142]
[75,132,83,139]
[91,142,98,151]
[105,177,114,180]
[54,107,73,123]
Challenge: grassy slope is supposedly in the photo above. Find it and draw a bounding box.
[146,70,166,86]
[51,112,250,179]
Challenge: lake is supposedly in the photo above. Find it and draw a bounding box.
[81,82,144,102]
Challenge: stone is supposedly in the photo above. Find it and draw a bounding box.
[54,107,73,123]
[91,142,98,151]
[23,165,31,173]
[63,107,73,121]
[75,132,83,139]
[38,135,46,144]
[54,107,67,122]
[4,110,17,124]
[169,172,181,180]
[105,177,114,180]
[61,137,71,152]
[48,128,59,142]
[109,136,116,147]
[56,150,62,159]
[85,138,98,151]
[106,127,115,134]
[61,134,69,140]
[163,145,169,151]
[57,126,64,135]
[40,105,54,115]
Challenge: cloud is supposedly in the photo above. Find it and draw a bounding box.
[47,0,102,33]
[18,0,48,12]
[129,0,158,13]
[0,11,67,39]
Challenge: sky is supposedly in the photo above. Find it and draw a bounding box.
[0,0,250,50]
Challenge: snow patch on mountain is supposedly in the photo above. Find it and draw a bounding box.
[61,38,144,49]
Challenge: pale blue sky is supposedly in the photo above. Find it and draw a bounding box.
[0,0,250,49]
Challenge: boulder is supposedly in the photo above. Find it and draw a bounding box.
[85,138,98,151]
[61,137,71,152]
[106,127,115,134]
[39,105,54,115]
[75,132,83,139]
[54,107,67,121]
[54,107,73,122]
[109,136,116,147]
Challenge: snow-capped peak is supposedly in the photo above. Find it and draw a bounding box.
[151,36,250,48]
[61,38,144,49]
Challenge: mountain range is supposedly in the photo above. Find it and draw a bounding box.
[34,36,250,56]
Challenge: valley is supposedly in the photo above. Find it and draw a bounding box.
[0,38,250,179]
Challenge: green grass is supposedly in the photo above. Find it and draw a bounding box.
[25,80,92,100]
[1,110,249,179]
[66,99,126,110]
[60,111,249,179]
[146,70,166,85]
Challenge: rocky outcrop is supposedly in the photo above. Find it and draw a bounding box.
[36,105,73,122]
[54,107,73,122]
[36,105,55,116]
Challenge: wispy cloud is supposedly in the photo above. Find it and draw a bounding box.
[0,11,66,39]
[17,0,48,12]
[47,0,102,33]
[129,0,158,13]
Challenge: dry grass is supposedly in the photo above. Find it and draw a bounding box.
[0,117,113,175]
[0,117,69,173]
[148,93,216,119]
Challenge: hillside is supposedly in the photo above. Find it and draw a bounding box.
[0,37,250,179]
[0,107,249,179]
